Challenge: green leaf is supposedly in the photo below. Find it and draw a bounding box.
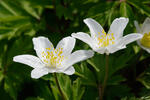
[87,59,100,72]
[57,74,72,100]
[72,78,85,100]
[4,76,17,100]
[25,97,45,100]
[74,63,97,87]
[107,75,126,85]
[127,0,150,17]
[6,36,33,65]
[18,0,40,19]
[106,85,131,100]
[87,2,114,18]
[120,2,134,19]
[0,0,19,16]
[34,81,54,100]
[56,5,65,19]
[0,85,12,100]
[51,84,60,100]
[3,63,31,100]
[121,97,138,100]
[51,74,72,100]
[137,67,150,89]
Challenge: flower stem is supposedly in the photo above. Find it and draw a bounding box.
[98,84,102,100]
[54,73,66,100]
[100,54,109,100]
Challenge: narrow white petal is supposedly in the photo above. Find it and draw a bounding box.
[106,43,126,54]
[32,36,54,60]
[121,33,143,45]
[134,21,141,33]
[56,36,75,56]
[137,40,150,53]
[62,50,94,70]
[83,18,105,38]
[107,33,143,53]
[63,66,75,75]
[71,32,94,48]
[13,55,44,68]
[142,17,150,33]
[93,47,106,54]
[31,68,49,79]
[108,17,129,39]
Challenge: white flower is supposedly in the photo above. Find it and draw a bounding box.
[134,18,150,53]
[13,36,94,79]
[72,17,143,54]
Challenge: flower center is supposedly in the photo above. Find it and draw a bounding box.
[97,30,115,48]
[140,32,150,48]
[41,47,64,67]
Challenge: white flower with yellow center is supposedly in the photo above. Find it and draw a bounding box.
[13,36,94,79]
[134,18,150,53]
[72,17,143,54]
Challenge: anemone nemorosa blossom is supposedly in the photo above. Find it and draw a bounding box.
[134,18,150,53]
[13,36,94,79]
[72,17,143,54]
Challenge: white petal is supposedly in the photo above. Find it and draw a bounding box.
[137,40,150,53]
[56,36,75,56]
[121,33,143,45]
[62,50,94,70]
[142,17,150,33]
[63,66,75,75]
[83,18,105,38]
[32,36,54,60]
[106,42,126,54]
[31,68,49,79]
[93,47,106,54]
[108,17,129,39]
[71,32,94,48]
[134,21,141,33]
[72,32,106,54]
[13,55,44,68]
[107,33,143,53]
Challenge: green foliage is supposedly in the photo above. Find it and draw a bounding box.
[0,0,150,100]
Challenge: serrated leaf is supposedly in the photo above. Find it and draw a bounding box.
[57,74,72,100]
[137,70,150,89]
[74,63,97,86]
[72,78,85,100]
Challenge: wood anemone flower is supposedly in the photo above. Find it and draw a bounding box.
[72,17,143,54]
[13,36,94,79]
[134,18,150,53]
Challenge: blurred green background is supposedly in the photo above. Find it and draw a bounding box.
[0,0,150,100]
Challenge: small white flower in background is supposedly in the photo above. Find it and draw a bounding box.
[72,17,143,54]
[134,18,150,53]
[13,36,94,79]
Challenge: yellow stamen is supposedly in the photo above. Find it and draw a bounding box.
[97,32,115,48]
[141,32,150,48]
[46,48,51,50]
[41,47,64,68]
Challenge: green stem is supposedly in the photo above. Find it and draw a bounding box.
[100,54,109,100]
[98,84,102,100]
[54,73,66,100]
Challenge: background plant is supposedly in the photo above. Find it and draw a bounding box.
[0,0,150,100]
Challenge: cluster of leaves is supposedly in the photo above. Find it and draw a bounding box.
[0,0,150,100]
